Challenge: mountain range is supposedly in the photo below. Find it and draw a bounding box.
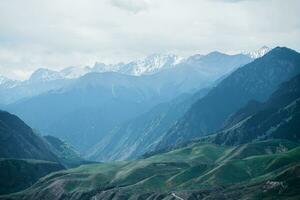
[156,47,300,151]
[0,46,300,200]
[4,51,252,153]
[0,48,260,105]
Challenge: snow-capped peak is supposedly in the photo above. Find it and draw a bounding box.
[120,53,184,76]
[25,53,185,82]
[60,66,91,79]
[0,75,10,85]
[92,62,121,73]
[245,46,271,59]
[0,75,19,88]
[29,68,63,82]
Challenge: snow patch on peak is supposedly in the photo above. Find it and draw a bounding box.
[0,75,10,85]
[245,46,271,59]
[0,75,19,88]
[26,53,185,82]
[29,68,63,82]
[121,54,184,76]
[60,66,90,79]
[92,62,121,73]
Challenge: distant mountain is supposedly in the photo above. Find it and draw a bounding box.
[0,76,9,85]
[0,51,251,106]
[59,66,91,79]
[29,68,64,82]
[118,54,183,75]
[0,76,19,89]
[0,77,70,105]
[6,52,251,153]
[26,52,246,81]
[212,73,300,145]
[24,54,182,83]
[0,110,59,162]
[6,72,180,152]
[156,47,300,150]
[86,88,210,161]
[244,46,271,59]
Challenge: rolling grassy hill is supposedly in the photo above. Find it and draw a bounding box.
[3,139,299,200]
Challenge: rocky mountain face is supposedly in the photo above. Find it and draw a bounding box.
[156,47,300,151]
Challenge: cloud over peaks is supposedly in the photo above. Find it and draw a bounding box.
[110,0,151,13]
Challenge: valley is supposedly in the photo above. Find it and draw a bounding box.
[0,47,299,200]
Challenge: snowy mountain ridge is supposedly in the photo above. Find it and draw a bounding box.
[27,54,184,82]
[120,54,184,76]
[1,47,269,87]
[244,46,271,59]
[0,75,19,88]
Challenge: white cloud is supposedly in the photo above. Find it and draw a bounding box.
[0,0,299,79]
[110,0,151,13]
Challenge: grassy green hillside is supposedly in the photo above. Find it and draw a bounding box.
[0,159,64,195]
[3,140,299,200]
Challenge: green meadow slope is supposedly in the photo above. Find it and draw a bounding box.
[3,139,300,200]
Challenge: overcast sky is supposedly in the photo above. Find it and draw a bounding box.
[0,0,299,79]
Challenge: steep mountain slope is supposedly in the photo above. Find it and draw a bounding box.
[86,88,210,161]
[0,159,64,195]
[0,111,58,162]
[212,73,300,145]
[156,47,300,150]
[3,140,299,200]
[44,136,93,168]
[0,111,67,195]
